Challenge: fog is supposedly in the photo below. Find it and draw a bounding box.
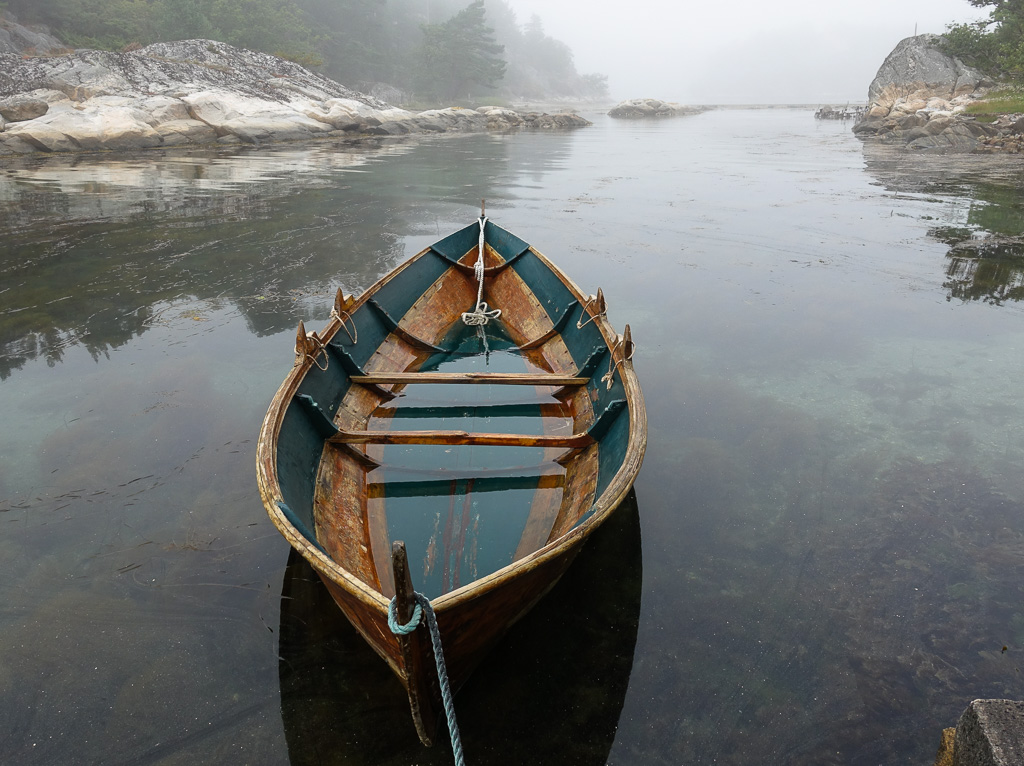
[504,0,986,104]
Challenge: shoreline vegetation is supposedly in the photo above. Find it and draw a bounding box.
[963,86,1024,119]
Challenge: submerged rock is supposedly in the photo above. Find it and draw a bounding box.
[608,98,706,119]
[0,36,590,157]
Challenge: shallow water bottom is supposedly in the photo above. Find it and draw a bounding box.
[3,110,1024,763]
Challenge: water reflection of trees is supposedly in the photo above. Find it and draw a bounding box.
[0,133,576,380]
[1,191,406,379]
[861,141,1024,305]
[933,229,1024,304]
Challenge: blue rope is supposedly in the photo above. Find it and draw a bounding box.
[387,598,423,635]
[388,593,466,766]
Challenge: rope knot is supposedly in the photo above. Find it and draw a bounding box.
[387,596,423,635]
[462,216,499,329]
[385,592,466,764]
[461,301,501,326]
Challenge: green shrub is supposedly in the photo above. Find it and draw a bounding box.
[964,87,1024,115]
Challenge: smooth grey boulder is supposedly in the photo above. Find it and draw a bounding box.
[906,123,979,152]
[0,95,49,122]
[853,34,998,152]
[867,34,992,117]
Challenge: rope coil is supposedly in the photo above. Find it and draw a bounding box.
[461,217,501,327]
[388,593,466,766]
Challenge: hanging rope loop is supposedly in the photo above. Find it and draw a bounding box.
[461,216,501,327]
[577,290,607,330]
[330,307,358,345]
[295,327,329,370]
[331,289,358,344]
[387,593,466,766]
[387,596,423,635]
[601,329,636,390]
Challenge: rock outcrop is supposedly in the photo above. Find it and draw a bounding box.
[0,33,589,157]
[608,98,706,119]
[853,34,997,152]
[866,34,991,115]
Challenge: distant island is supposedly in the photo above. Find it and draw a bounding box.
[607,99,707,119]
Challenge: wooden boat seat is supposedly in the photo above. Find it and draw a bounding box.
[327,428,594,448]
[350,372,588,386]
[296,391,625,453]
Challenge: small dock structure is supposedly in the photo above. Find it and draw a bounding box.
[815,104,867,121]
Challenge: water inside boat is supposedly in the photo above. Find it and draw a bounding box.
[365,321,574,598]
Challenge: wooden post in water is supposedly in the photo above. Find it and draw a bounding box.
[391,540,440,746]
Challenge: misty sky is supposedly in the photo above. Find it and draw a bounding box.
[504,0,986,104]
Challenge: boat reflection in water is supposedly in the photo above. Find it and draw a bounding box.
[277,489,642,766]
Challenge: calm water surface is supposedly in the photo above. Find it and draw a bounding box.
[4,109,1024,765]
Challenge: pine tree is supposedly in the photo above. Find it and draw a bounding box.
[416,0,506,102]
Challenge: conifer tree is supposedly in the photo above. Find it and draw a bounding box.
[416,0,506,101]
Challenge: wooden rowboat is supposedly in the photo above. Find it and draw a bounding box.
[256,212,646,746]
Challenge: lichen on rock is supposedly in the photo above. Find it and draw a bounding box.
[0,27,591,157]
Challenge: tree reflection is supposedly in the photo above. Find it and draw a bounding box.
[0,133,576,380]
[861,141,1024,305]
[941,234,1024,305]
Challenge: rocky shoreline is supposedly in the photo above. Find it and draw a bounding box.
[0,32,589,158]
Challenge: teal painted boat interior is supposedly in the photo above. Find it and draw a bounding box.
[273,222,633,592]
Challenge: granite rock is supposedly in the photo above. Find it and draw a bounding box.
[608,98,706,119]
[853,34,999,153]
[0,38,590,156]
[952,699,1024,766]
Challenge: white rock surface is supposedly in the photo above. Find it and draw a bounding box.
[0,35,590,156]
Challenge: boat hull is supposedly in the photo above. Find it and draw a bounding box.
[257,217,646,745]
